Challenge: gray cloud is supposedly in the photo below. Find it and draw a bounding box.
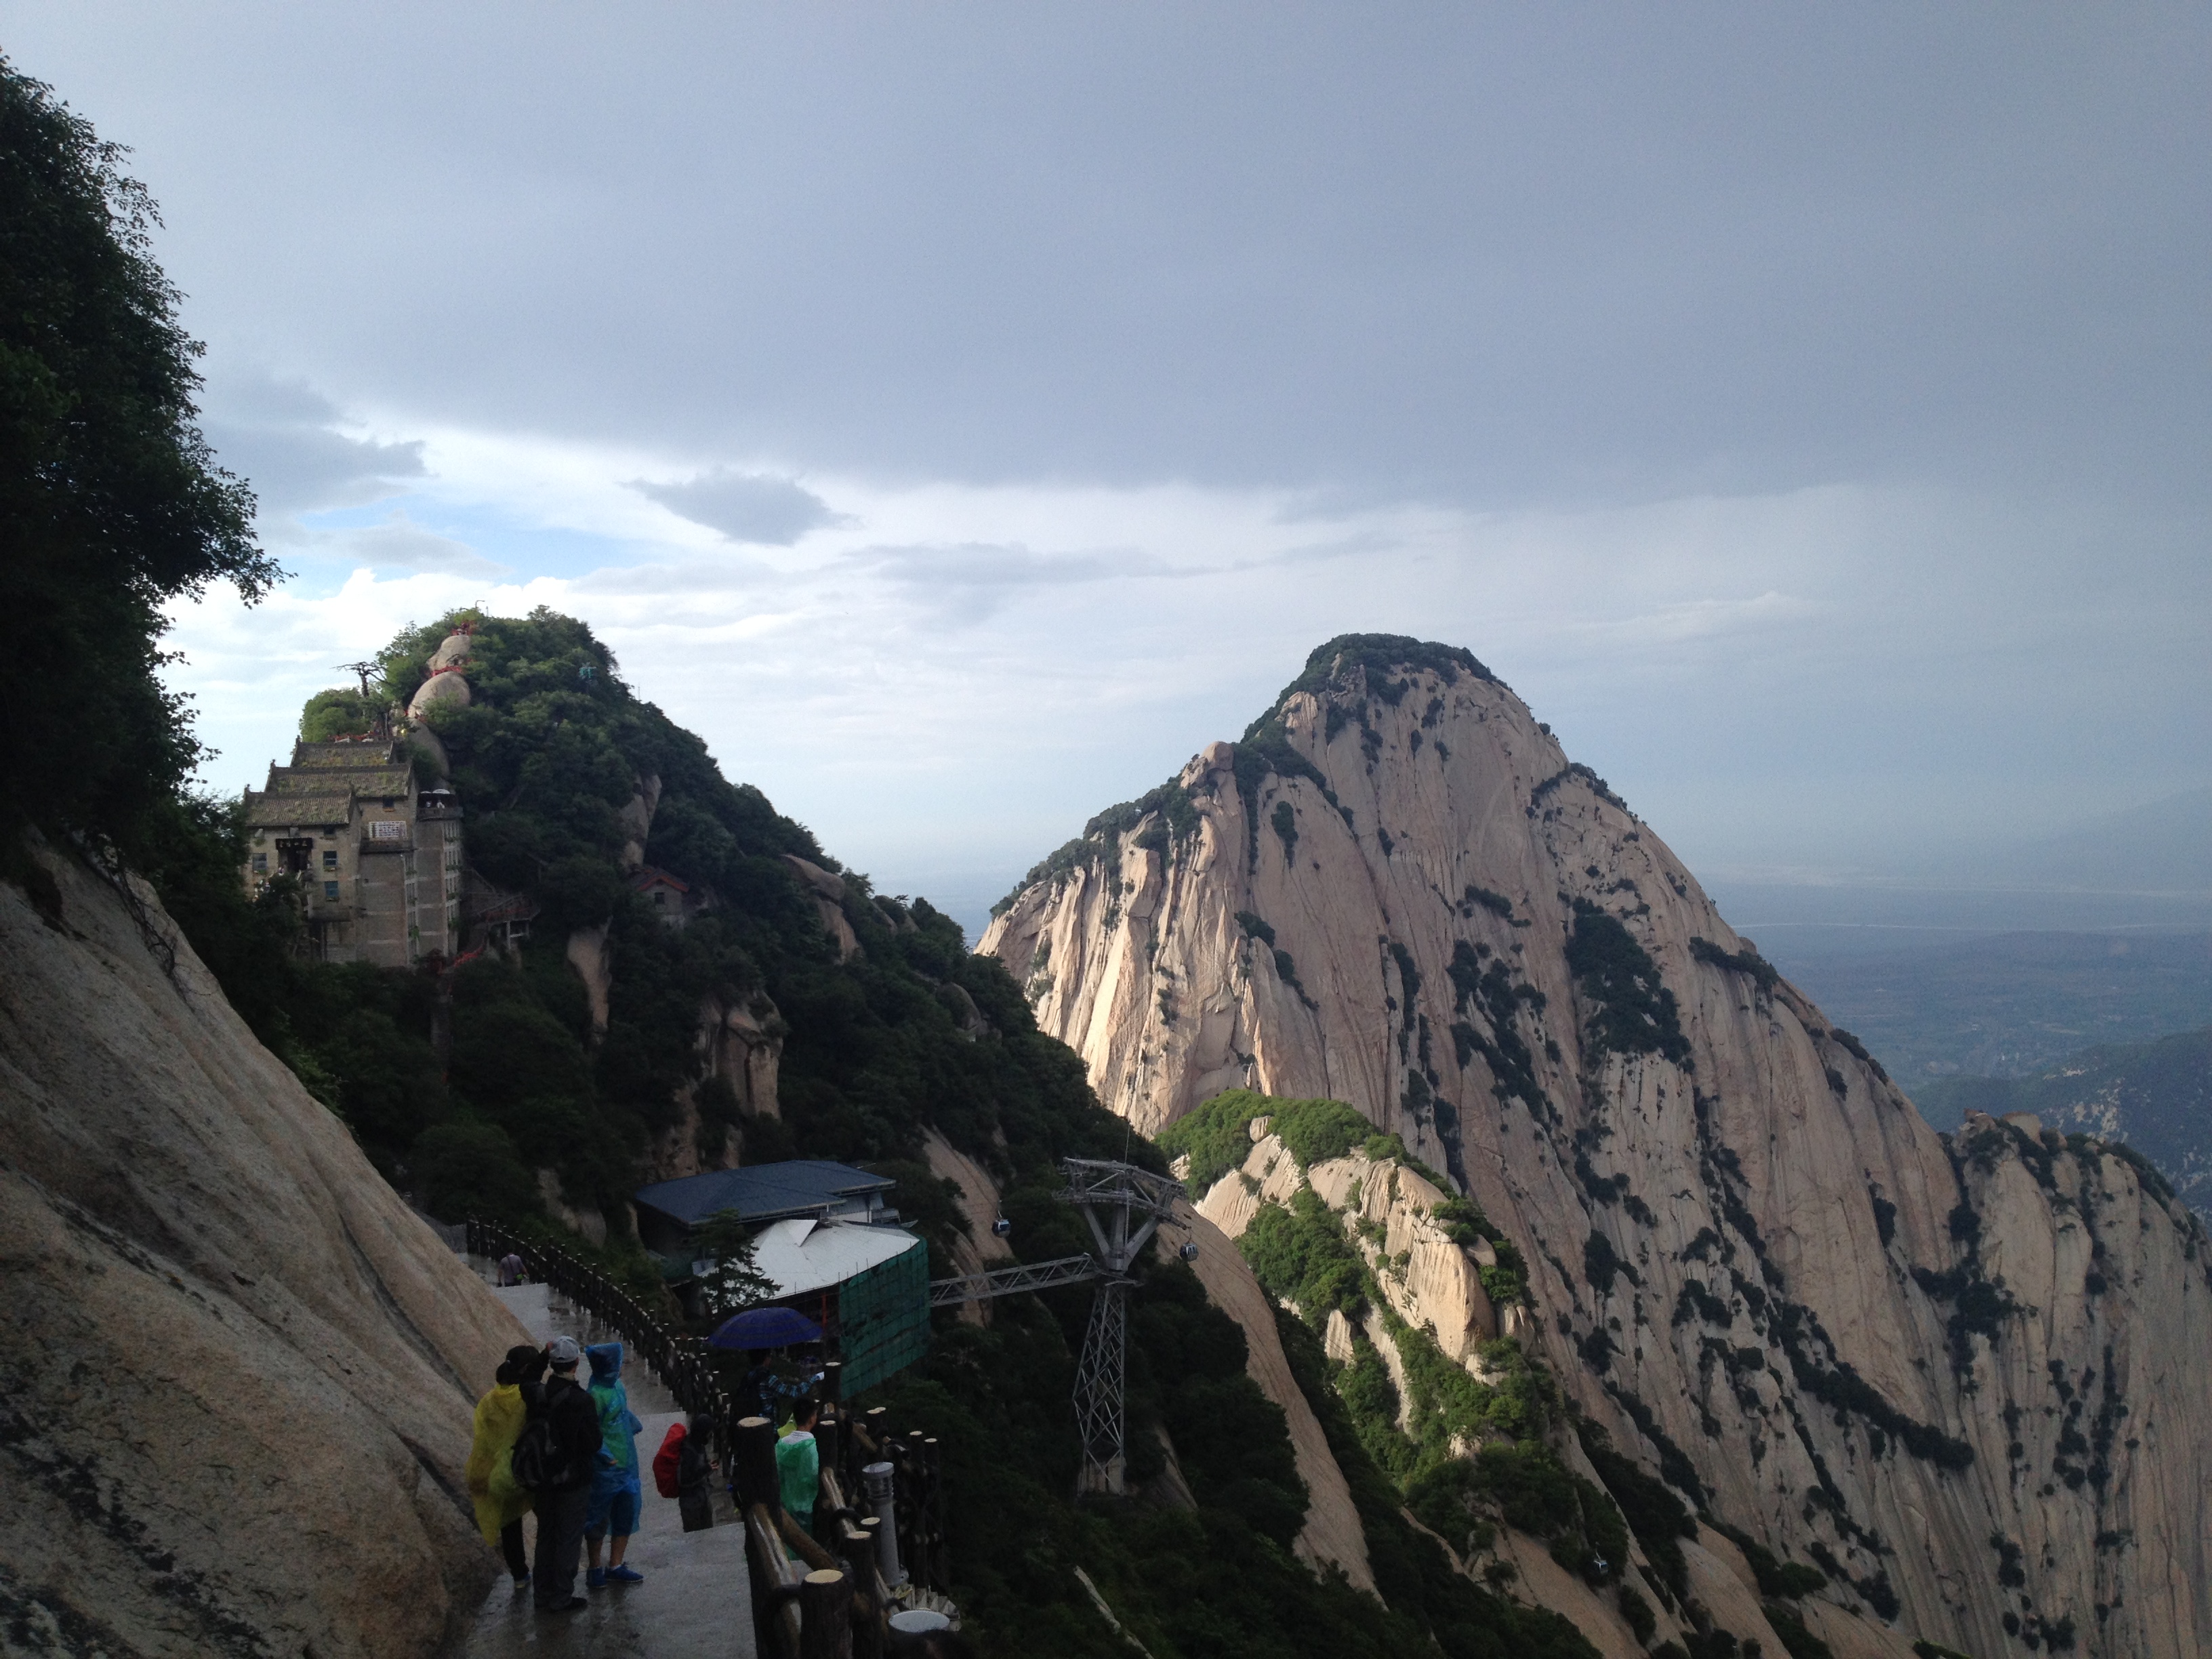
[573,556,777,596]
[201,375,425,523]
[20,6,2205,907]
[830,542,1141,625]
[308,511,508,577]
[41,4,2201,514]
[632,470,846,545]
[846,543,1132,590]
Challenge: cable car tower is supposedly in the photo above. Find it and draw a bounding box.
[927,1156,1187,1496]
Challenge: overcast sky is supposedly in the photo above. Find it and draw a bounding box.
[7,4,2208,938]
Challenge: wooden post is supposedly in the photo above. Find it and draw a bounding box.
[779,1509,841,1574]
[745,1503,805,1658]
[920,1437,942,1588]
[799,1568,852,1659]
[892,1435,922,1588]
[733,1415,781,1515]
[840,1528,884,1659]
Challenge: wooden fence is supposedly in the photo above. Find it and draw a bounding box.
[466,1219,954,1655]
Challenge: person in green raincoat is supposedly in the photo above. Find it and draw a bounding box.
[583,1342,647,1587]
[466,1345,544,1589]
[775,1394,822,1537]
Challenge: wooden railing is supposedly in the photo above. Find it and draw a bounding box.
[466,1218,951,1656]
[467,1218,722,1414]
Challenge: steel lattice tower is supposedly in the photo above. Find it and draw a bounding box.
[1058,1158,1185,1495]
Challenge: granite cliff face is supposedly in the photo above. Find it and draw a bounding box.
[982,637,2212,1658]
[0,838,525,1658]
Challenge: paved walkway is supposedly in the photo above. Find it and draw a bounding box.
[462,1266,756,1659]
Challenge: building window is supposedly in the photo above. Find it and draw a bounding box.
[322,850,338,872]
[251,853,268,874]
[323,880,340,900]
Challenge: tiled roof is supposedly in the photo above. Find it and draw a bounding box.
[633,1160,896,1228]
[245,794,351,827]
[264,765,413,796]
[291,740,401,766]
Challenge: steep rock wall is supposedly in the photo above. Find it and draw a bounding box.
[1160,1205,1376,1593]
[0,840,527,1658]
[982,644,2212,1658]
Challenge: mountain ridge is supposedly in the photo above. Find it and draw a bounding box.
[1917,1027,2211,1208]
[981,633,2212,1659]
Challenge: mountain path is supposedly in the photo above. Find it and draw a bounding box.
[461,1263,756,1659]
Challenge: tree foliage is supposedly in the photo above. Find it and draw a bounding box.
[691,1208,779,1319]
[0,59,274,860]
[1566,901,1692,1067]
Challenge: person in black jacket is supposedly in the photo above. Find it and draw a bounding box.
[676,1410,717,1533]
[530,1334,604,1613]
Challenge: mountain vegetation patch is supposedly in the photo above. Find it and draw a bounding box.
[1689,935,1780,997]
[1566,901,1692,1067]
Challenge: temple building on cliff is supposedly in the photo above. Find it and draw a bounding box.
[241,738,464,965]
[240,626,487,966]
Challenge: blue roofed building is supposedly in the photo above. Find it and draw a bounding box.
[636,1160,928,1396]
[633,1160,898,1257]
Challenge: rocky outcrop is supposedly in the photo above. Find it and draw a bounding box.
[407,628,474,721]
[1930,1026,2212,1210]
[1195,1130,1504,1354]
[402,719,451,779]
[617,770,663,873]
[782,854,861,962]
[535,1165,611,1245]
[922,1128,1013,1280]
[1158,1206,1375,1593]
[983,637,2212,1658]
[0,837,526,1658]
[706,990,784,1118]
[922,1128,1015,1327]
[566,920,612,1036]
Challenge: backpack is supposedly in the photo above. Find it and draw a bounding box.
[510,1416,560,1494]
[651,1422,687,1500]
[511,1381,580,1495]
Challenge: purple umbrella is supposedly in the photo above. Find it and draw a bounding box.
[709,1305,823,1350]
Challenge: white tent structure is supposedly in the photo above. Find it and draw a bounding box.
[744,1216,922,1300]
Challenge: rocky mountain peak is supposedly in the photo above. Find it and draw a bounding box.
[982,636,2212,1658]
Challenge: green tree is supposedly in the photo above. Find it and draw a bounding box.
[1,58,275,859]
[691,1208,779,1319]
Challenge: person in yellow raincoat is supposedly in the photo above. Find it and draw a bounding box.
[468,1345,544,1589]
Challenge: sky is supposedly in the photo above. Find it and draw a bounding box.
[6,4,2208,941]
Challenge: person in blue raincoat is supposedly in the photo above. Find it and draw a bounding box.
[583,1342,646,1587]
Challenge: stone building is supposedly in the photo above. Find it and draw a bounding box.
[242,738,464,966]
[630,865,705,929]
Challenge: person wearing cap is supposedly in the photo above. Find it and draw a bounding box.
[530,1334,604,1614]
[466,1345,543,1591]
